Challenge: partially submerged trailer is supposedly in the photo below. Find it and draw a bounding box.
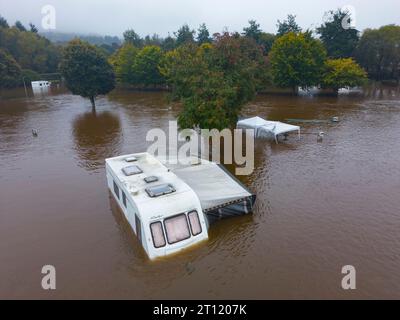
[106,153,255,260]
[237,116,300,143]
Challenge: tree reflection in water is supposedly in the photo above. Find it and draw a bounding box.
[72,111,122,172]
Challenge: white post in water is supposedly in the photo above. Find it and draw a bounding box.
[22,77,28,98]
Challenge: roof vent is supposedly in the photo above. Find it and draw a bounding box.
[122,165,143,176]
[144,176,158,183]
[145,184,175,197]
[125,156,137,162]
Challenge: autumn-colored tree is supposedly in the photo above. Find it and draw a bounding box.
[269,32,327,92]
[132,45,165,87]
[109,43,138,84]
[322,58,367,93]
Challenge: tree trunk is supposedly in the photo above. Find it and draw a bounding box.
[90,96,96,112]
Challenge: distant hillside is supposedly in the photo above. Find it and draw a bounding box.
[40,32,122,46]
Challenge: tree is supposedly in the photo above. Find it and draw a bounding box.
[0,26,60,73]
[277,14,301,37]
[123,29,143,47]
[269,32,327,92]
[322,58,367,93]
[356,25,400,82]
[0,15,9,28]
[60,39,115,110]
[143,33,162,47]
[132,45,165,86]
[243,20,262,43]
[259,32,276,54]
[317,9,359,58]
[162,34,176,51]
[162,33,268,130]
[29,23,38,33]
[197,23,212,45]
[0,49,22,88]
[109,43,137,84]
[174,24,195,47]
[14,21,26,32]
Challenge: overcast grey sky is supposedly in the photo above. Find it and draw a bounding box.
[0,0,399,37]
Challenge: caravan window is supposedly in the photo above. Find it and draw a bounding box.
[188,211,202,236]
[150,222,166,248]
[113,181,120,199]
[122,191,127,208]
[164,214,190,244]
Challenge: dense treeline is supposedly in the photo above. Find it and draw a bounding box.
[1,9,399,102]
[0,18,60,86]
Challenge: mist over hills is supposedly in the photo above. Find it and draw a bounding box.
[40,31,121,46]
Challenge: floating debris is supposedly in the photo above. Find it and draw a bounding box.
[185,262,195,274]
[32,129,38,137]
[317,132,325,142]
[331,116,339,122]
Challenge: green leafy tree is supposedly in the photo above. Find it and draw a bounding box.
[277,14,301,37]
[109,43,138,84]
[317,9,359,58]
[174,24,195,47]
[14,21,26,32]
[0,15,9,28]
[0,48,22,88]
[60,39,115,110]
[143,34,163,47]
[162,33,268,129]
[162,34,176,51]
[132,45,165,86]
[259,32,276,54]
[356,25,400,81]
[322,58,367,92]
[269,32,327,92]
[197,23,212,45]
[123,29,143,47]
[243,20,262,43]
[29,23,38,33]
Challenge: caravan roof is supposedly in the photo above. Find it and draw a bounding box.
[105,153,201,224]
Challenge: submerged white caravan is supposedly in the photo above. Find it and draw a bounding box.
[106,153,255,260]
[237,116,300,143]
[31,80,50,88]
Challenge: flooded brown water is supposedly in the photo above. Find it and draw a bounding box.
[1,85,400,299]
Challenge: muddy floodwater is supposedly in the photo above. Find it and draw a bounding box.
[1,85,400,299]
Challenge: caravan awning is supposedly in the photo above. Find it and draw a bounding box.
[170,161,256,224]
